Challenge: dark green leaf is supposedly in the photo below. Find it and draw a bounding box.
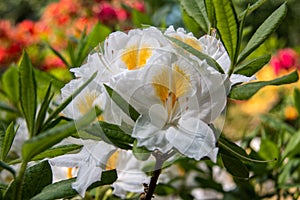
[32,144,82,161]
[104,84,140,121]
[22,161,52,200]
[19,51,37,135]
[294,88,300,115]
[1,122,16,161]
[0,102,18,113]
[234,54,271,77]
[31,170,117,200]
[84,121,134,150]
[179,0,210,33]
[229,70,299,100]
[133,140,151,161]
[213,0,238,63]
[238,3,287,63]
[22,107,101,161]
[44,72,97,127]
[166,36,224,73]
[221,154,249,179]
[0,160,16,178]
[35,82,54,135]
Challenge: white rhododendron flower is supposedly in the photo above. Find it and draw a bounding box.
[49,140,116,197]
[111,52,227,160]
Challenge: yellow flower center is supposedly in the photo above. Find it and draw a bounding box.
[152,65,191,119]
[121,45,152,70]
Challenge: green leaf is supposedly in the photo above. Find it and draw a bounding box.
[238,3,287,63]
[282,130,300,160]
[237,0,268,20]
[229,70,299,100]
[234,54,271,77]
[31,170,117,200]
[84,121,134,150]
[33,68,65,90]
[166,36,224,73]
[258,139,279,162]
[221,153,249,179]
[22,161,52,200]
[294,88,300,115]
[1,122,16,161]
[32,144,83,161]
[44,72,97,127]
[205,0,215,27]
[0,102,18,113]
[1,66,19,105]
[104,84,140,122]
[35,82,54,135]
[0,160,16,178]
[132,10,152,27]
[133,140,151,161]
[22,107,101,161]
[19,51,37,135]
[213,0,238,63]
[179,0,210,33]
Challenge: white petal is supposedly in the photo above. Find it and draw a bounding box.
[230,74,256,85]
[166,117,216,160]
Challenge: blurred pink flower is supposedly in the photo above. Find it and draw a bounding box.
[270,48,300,75]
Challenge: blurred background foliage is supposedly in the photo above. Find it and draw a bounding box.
[1,0,300,199]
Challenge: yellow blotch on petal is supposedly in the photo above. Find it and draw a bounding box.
[106,151,119,170]
[152,65,191,109]
[67,168,73,178]
[122,45,152,70]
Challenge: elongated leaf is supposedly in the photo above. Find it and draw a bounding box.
[258,139,279,163]
[22,161,52,200]
[219,136,269,163]
[0,102,18,113]
[33,68,65,90]
[0,160,16,178]
[234,54,271,76]
[221,154,249,179]
[44,72,97,126]
[31,170,117,200]
[213,0,238,62]
[22,107,101,161]
[166,36,224,73]
[237,0,268,20]
[229,70,299,100]
[1,122,16,161]
[205,0,215,27]
[19,51,37,135]
[132,10,152,28]
[294,88,300,115]
[32,144,82,161]
[35,82,54,135]
[133,140,151,161]
[104,84,140,121]
[179,0,210,33]
[84,121,134,150]
[238,3,287,63]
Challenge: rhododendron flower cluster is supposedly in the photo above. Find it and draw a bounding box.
[50,26,233,198]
